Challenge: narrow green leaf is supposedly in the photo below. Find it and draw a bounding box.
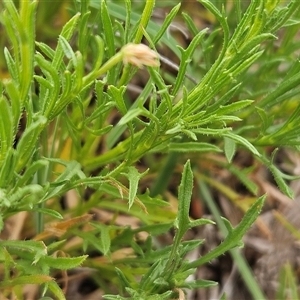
[256,106,272,133]
[216,100,254,116]
[0,275,52,288]
[47,240,67,253]
[4,47,19,83]
[101,1,115,57]
[106,80,153,149]
[15,116,47,173]
[42,159,86,200]
[35,53,60,117]
[2,1,23,41]
[108,85,127,115]
[172,29,208,96]
[260,71,300,108]
[18,0,37,102]
[3,80,21,131]
[101,0,116,83]
[60,71,72,101]
[206,84,242,115]
[118,108,145,125]
[34,75,53,90]
[134,0,155,44]
[8,184,44,209]
[197,0,230,79]
[224,50,264,79]
[98,224,111,255]
[122,167,149,209]
[33,208,63,220]
[148,68,173,113]
[123,0,131,44]
[58,35,76,62]
[186,195,265,269]
[271,0,300,31]
[46,280,67,300]
[15,159,48,188]
[90,35,104,74]
[0,148,16,188]
[115,267,132,290]
[36,41,55,60]
[223,132,260,157]
[182,12,199,36]
[153,3,181,44]
[220,293,227,300]
[0,240,47,263]
[85,125,113,136]
[74,50,84,91]
[189,218,215,229]
[0,189,11,208]
[52,13,80,70]
[224,137,236,163]
[269,162,294,198]
[140,259,164,290]
[284,264,299,300]
[169,142,222,153]
[181,240,206,256]
[74,230,104,254]
[41,255,88,270]
[102,295,127,300]
[78,10,91,55]
[193,127,232,135]
[283,18,300,27]
[174,160,193,235]
[179,279,218,289]
[221,217,234,233]
[0,97,13,158]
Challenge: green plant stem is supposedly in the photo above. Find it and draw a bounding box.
[197,179,266,300]
[82,51,123,86]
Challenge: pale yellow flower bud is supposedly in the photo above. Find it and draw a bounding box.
[122,43,160,68]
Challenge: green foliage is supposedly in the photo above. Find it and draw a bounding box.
[0,0,299,298]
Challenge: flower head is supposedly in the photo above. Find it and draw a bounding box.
[122,43,160,68]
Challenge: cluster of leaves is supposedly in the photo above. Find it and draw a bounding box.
[0,0,300,299]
